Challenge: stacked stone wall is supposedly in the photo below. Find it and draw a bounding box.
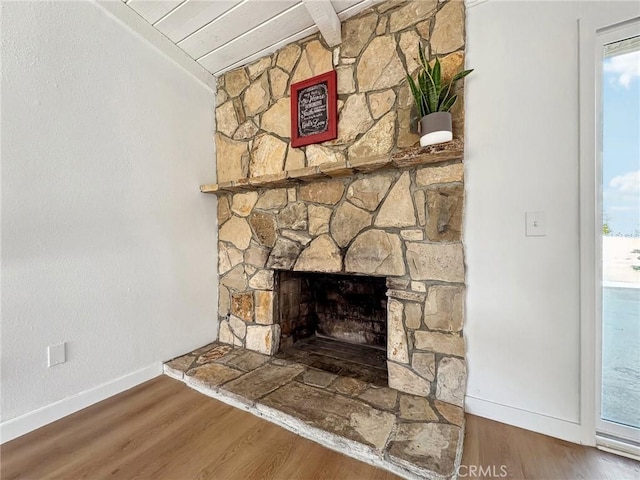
[214,0,467,404]
[214,0,466,183]
[217,162,465,405]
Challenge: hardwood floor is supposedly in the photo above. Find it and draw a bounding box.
[2,376,638,480]
[463,414,639,480]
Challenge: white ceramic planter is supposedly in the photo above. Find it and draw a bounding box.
[419,112,452,147]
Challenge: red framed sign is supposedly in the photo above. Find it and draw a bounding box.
[290,70,338,148]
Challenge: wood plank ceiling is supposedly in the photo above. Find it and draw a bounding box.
[121,0,376,77]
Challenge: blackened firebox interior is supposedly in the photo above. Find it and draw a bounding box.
[275,270,388,386]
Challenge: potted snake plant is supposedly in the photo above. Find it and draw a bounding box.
[407,45,473,147]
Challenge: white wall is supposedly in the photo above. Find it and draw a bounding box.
[0,0,217,435]
[465,0,639,443]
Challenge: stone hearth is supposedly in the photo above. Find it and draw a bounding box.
[165,343,465,480]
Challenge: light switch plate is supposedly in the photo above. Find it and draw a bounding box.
[48,342,66,367]
[526,211,546,237]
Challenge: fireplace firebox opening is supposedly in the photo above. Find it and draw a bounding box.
[275,270,388,385]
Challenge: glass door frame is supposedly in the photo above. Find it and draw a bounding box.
[593,19,640,450]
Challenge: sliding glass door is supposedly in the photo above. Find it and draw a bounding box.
[596,23,640,448]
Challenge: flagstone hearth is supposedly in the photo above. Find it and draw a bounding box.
[165,343,465,480]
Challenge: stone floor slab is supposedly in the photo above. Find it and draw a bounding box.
[222,363,306,401]
[300,368,338,388]
[195,344,233,364]
[212,349,244,365]
[185,363,244,389]
[329,376,369,396]
[399,394,438,421]
[261,381,395,451]
[359,386,398,411]
[164,355,195,378]
[434,400,465,427]
[225,350,270,371]
[387,422,462,478]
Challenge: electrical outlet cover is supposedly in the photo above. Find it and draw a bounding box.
[47,342,66,367]
[525,211,546,237]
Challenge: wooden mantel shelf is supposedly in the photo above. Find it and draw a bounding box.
[200,140,463,194]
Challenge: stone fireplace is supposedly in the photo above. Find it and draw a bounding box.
[184,1,471,476]
[217,161,465,405]
[211,0,468,408]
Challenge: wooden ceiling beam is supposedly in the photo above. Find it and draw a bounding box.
[302,0,342,47]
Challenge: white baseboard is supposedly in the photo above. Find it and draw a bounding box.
[0,362,163,444]
[465,395,590,445]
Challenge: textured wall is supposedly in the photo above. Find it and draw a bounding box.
[1,1,217,423]
[464,0,640,443]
